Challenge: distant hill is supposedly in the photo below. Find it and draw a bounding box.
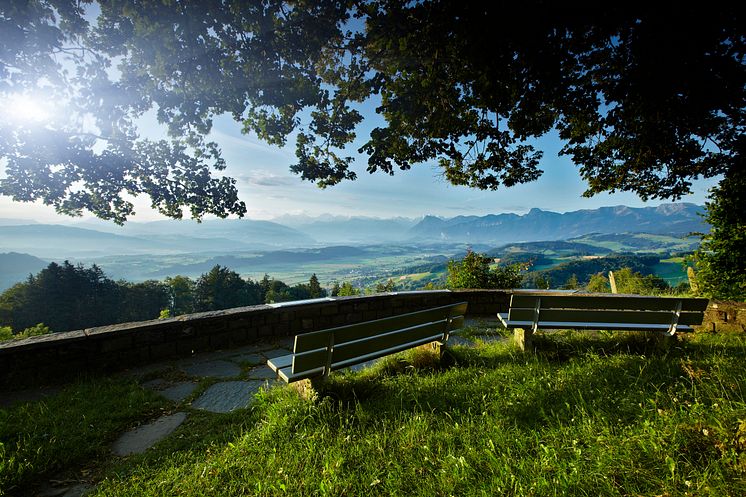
[408,203,706,243]
[0,252,47,291]
[275,215,418,243]
[0,224,173,258]
[0,219,316,258]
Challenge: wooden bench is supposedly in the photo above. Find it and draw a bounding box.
[497,293,709,350]
[267,302,468,385]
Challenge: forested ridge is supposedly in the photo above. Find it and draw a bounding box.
[0,262,327,335]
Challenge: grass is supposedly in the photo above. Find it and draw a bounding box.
[2,330,745,496]
[0,378,167,496]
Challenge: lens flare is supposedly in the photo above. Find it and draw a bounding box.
[4,93,53,122]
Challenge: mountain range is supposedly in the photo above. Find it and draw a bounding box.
[0,203,707,259]
[407,203,706,243]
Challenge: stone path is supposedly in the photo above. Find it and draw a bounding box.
[112,412,188,456]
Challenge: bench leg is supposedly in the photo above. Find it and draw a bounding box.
[654,331,677,351]
[290,377,327,401]
[514,327,533,352]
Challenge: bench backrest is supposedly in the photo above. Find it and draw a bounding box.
[292,302,468,376]
[508,294,708,330]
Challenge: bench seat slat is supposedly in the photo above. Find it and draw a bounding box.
[332,320,447,364]
[507,308,704,326]
[277,365,326,383]
[448,315,465,331]
[511,295,709,312]
[501,319,694,332]
[330,332,445,373]
[267,353,293,373]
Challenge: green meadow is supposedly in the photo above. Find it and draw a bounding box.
[2,328,745,496]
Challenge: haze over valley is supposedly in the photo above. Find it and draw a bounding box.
[0,203,706,291]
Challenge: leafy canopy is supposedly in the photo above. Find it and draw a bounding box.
[446,249,523,290]
[691,165,746,301]
[0,2,743,222]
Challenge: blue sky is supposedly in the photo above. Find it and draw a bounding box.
[0,99,719,223]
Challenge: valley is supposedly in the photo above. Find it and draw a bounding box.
[0,203,705,292]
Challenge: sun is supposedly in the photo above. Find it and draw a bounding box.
[4,93,53,123]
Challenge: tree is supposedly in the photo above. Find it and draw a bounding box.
[194,265,262,311]
[118,280,170,322]
[586,273,611,293]
[446,250,523,290]
[330,281,341,297]
[0,261,121,332]
[1,3,742,222]
[373,279,396,293]
[308,274,325,298]
[612,267,670,295]
[165,275,196,316]
[337,282,360,297]
[691,166,746,301]
[562,274,580,290]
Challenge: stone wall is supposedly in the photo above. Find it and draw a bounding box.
[0,290,510,387]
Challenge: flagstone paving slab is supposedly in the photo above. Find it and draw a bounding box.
[159,381,199,402]
[262,348,292,360]
[112,412,187,456]
[191,380,265,413]
[183,360,241,378]
[231,353,265,365]
[246,365,277,380]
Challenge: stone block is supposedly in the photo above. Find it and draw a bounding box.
[353,302,369,312]
[210,332,233,349]
[177,335,211,355]
[150,342,178,360]
[297,307,321,319]
[229,328,248,343]
[345,313,362,323]
[362,310,378,321]
[229,318,249,330]
[99,334,134,353]
[322,305,340,315]
[258,325,273,337]
[301,319,314,330]
[132,329,165,346]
